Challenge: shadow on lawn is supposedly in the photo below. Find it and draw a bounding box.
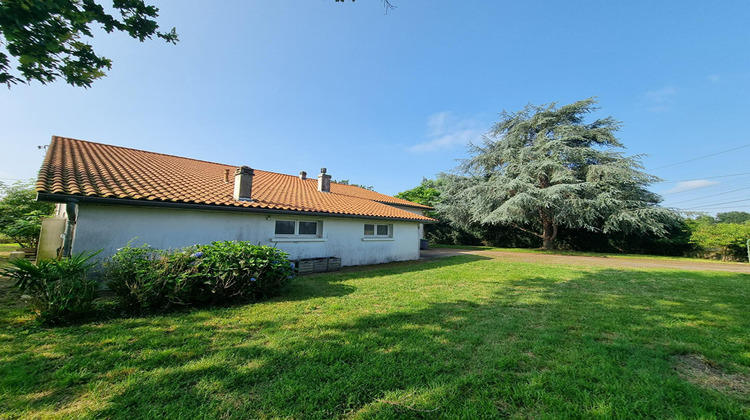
[277,254,492,303]
[2,260,749,418]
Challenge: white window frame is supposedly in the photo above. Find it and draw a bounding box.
[362,223,394,241]
[272,219,325,242]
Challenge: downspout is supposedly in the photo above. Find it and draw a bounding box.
[60,200,78,258]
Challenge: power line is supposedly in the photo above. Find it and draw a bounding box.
[667,185,750,205]
[682,198,750,210]
[676,204,750,209]
[661,175,750,195]
[677,206,750,211]
[653,171,750,184]
[676,204,750,210]
[652,143,750,170]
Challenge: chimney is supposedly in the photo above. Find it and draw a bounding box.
[318,168,331,193]
[233,166,254,201]
[299,171,307,180]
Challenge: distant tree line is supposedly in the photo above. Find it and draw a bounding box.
[398,177,749,261]
[333,179,375,191]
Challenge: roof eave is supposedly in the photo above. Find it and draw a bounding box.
[377,200,433,210]
[36,193,439,223]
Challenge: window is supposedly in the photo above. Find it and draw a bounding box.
[364,223,391,237]
[275,220,321,237]
[299,221,318,235]
[275,220,295,235]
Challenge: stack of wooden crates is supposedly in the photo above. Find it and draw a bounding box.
[295,257,342,276]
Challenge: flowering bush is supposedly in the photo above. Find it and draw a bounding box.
[103,241,295,312]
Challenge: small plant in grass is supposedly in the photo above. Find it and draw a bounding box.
[2,251,100,324]
[103,241,295,312]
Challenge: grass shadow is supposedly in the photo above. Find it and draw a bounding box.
[275,254,491,303]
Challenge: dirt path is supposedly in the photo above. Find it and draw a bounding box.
[421,248,750,274]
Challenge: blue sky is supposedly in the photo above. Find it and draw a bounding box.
[2,0,749,214]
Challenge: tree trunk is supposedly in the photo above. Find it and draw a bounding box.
[541,220,558,250]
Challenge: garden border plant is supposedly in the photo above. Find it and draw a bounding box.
[103,241,296,314]
[2,250,101,324]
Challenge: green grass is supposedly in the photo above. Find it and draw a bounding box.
[0,243,20,256]
[431,243,738,264]
[0,243,20,252]
[1,256,749,418]
[0,243,20,266]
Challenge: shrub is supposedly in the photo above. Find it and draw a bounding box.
[102,244,178,310]
[2,251,100,324]
[191,241,295,303]
[0,181,55,248]
[103,241,295,312]
[688,221,750,261]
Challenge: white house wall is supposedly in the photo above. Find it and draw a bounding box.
[71,204,420,266]
[388,205,426,239]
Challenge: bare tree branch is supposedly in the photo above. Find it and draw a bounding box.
[511,223,543,239]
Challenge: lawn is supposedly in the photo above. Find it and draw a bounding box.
[0,244,20,252]
[1,255,749,418]
[431,243,739,264]
[0,242,20,255]
[0,243,21,266]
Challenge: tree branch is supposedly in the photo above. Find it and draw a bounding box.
[511,223,543,239]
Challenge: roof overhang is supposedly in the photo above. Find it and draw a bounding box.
[377,200,433,211]
[37,193,439,223]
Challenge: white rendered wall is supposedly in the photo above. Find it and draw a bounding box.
[71,204,420,266]
[389,205,426,240]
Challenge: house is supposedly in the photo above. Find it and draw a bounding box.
[35,136,436,266]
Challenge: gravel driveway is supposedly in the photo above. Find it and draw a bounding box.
[421,248,750,274]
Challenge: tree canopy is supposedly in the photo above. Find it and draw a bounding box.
[395,178,442,218]
[715,211,750,224]
[436,98,677,250]
[0,0,177,88]
[0,181,54,248]
[687,218,750,261]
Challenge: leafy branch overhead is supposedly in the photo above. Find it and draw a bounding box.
[0,0,178,88]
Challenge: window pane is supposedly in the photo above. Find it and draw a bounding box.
[299,221,318,235]
[364,224,374,235]
[377,224,389,236]
[275,220,295,235]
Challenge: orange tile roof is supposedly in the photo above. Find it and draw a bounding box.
[36,136,436,222]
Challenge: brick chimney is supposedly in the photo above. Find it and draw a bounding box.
[233,166,254,201]
[318,168,331,193]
